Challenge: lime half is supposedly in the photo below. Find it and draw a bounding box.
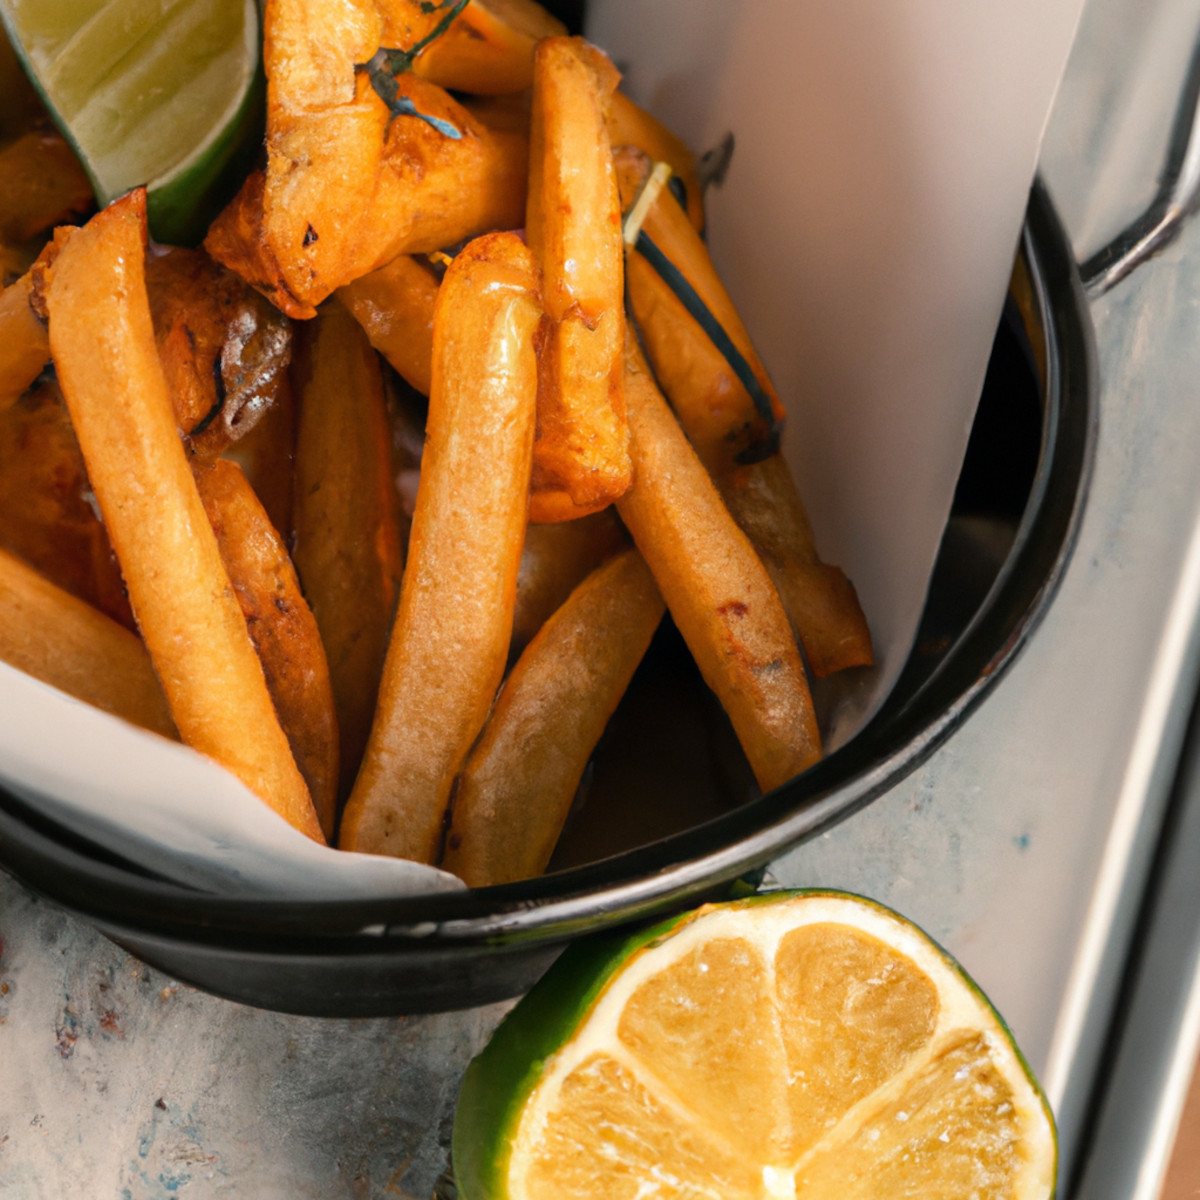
[453,890,1057,1199]
[0,0,263,244]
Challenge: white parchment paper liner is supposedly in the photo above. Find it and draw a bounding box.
[0,0,1086,899]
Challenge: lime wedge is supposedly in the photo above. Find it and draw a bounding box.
[0,0,263,244]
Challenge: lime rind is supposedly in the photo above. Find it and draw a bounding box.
[452,889,1058,1200]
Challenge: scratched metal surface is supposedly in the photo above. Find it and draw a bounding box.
[2,0,1197,1194]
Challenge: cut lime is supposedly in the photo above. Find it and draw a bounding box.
[0,0,263,245]
[453,890,1057,1200]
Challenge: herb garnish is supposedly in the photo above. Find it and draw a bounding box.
[361,0,471,138]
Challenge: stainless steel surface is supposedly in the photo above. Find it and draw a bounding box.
[1074,703,1200,1200]
[4,0,1200,1193]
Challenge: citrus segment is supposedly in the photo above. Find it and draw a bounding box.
[775,922,939,1154]
[453,891,1057,1200]
[0,0,262,243]
[793,1032,1025,1199]
[617,936,791,1164]
[524,1053,760,1200]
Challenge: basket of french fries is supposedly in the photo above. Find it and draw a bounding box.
[0,0,1092,1013]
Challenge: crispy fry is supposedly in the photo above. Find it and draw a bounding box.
[616,338,821,791]
[620,153,873,676]
[338,254,439,395]
[0,376,132,628]
[196,458,339,838]
[221,368,296,539]
[207,7,528,318]
[340,232,541,862]
[411,0,566,95]
[146,246,292,460]
[0,270,49,407]
[527,36,630,521]
[292,300,404,803]
[0,130,93,243]
[0,548,175,739]
[608,92,703,232]
[444,547,664,886]
[44,191,323,843]
[512,509,627,658]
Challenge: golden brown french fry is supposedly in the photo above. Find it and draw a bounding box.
[0,548,175,739]
[620,154,873,677]
[511,509,627,658]
[292,299,404,803]
[0,270,49,406]
[145,246,293,461]
[207,26,528,319]
[340,231,541,862]
[0,376,132,629]
[462,89,532,136]
[44,191,323,843]
[526,36,630,521]
[195,458,340,838]
[607,92,703,232]
[443,547,664,886]
[0,129,93,243]
[337,254,439,396]
[410,0,567,95]
[616,338,821,791]
[221,368,296,540]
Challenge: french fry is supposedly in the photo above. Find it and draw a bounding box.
[146,246,292,461]
[607,92,703,232]
[410,0,567,95]
[221,368,297,540]
[207,5,528,319]
[340,232,541,862]
[0,270,49,407]
[527,36,630,521]
[619,151,873,676]
[512,509,627,658]
[338,254,440,396]
[195,458,340,838]
[444,547,664,886]
[0,548,175,739]
[44,190,323,843]
[616,337,821,791]
[0,376,132,629]
[292,300,404,803]
[0,129,93,244]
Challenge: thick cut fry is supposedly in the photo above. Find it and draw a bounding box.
[146,246,292,460]
[607,92,703,232]
[616,339,821,791]
[0,270,49,408]
[340,232,541,862]
[620,154,873,676]
[292,300,404,803]
[221,368,296,539]
[0,377,132,628]
[338,254,439,395]
[411,0,566,95]
[207,10,528,319]
[0,548,175,739]
[196,458,340,838]
[527,36,630,521]
[44,191,323,843]
[444,547,664,886]
[0,129,93,243]
[512,509,627,658]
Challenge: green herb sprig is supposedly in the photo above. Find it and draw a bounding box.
[361,0,471,138]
